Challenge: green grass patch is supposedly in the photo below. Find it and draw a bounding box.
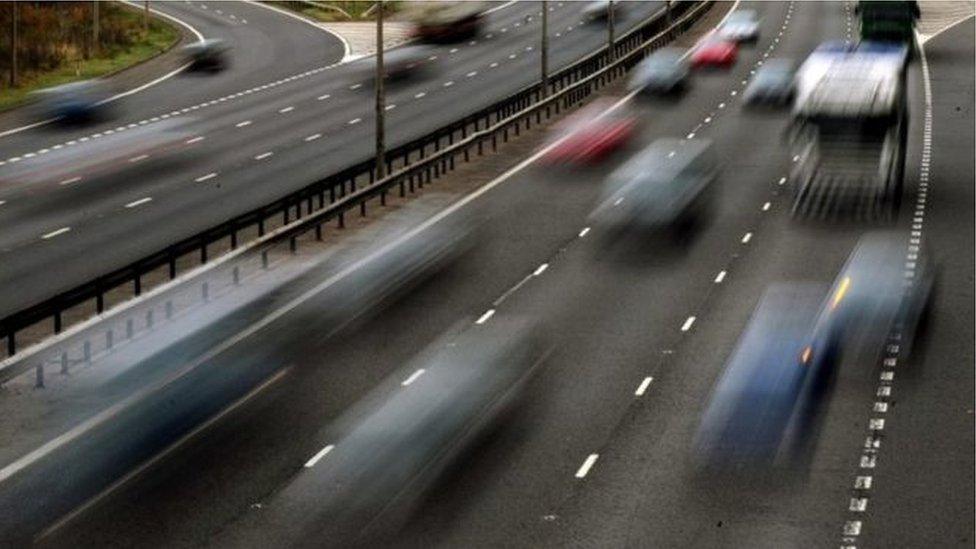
[0,6,179,112]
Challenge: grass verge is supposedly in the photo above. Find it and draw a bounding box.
[0,5,180,112]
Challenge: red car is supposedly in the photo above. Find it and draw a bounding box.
[541,99,636,165]
[691,38,738,68]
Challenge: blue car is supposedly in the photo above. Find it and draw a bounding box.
[695,283,838,470]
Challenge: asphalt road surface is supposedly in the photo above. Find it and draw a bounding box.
[14,2,974,548]
[0,0,664,317]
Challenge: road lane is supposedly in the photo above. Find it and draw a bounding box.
[0,1,665,316]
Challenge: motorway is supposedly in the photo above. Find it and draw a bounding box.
[0,1,972,548]
[0,0,665,317]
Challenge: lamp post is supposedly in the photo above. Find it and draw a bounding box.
[541,0,549,97]
[375,1,386,180]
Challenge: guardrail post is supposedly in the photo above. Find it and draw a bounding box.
[96,291,104,314]
[360,202,366,217]
[284,208,290,224]
[315,224,323,241]
[126,318,134,338]
[258,219,265,237]
[106,330,113,350]
[202,282,210,301]
[169,255,177,279]
[54,311,62,334]
[61,352,68,374]
[380,190,387,206]
[83,340,91,363]
[6,333,14,357]
[165,301,173,319]
[261,250,269,269]
[134,273,142,296]
[200,243,208,264]
[35,364,44,389]
[338,212,345,229]
[146,308,154,328]
[231,230,238,249]
[289,237,297,253]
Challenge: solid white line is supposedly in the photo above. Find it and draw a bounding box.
[195,172,217,183]
[401,368,426,386]
[741,232,752,244]
[279,106,295,113]
[533,263,549,276]
[41,227,71,240]
[476,309,496,324]
[575,454,599,478]
[235,120,252,128]
[304,133,322,142]
[303,444,335,468]
[681,316,696,332]
[714,270,726,283]
[124,197,153,208]
[128,154,149,163]
[254,152,274,160]
[186,136,205,144]
[59,176,82,186]
[243,0,353,61]
[635,376,653,396]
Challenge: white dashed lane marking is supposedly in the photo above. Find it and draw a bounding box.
[254,152,274,160]
[575,454,599,478]
[303,444,334,468]
[279,106,295,114]
[680,316,696,332]
[124,197,153,208]
[348,118,362,125]
[635,376,654,396]
[714,270,727,283]
[41,227,71,240]
[235,120,252,128]
[304,133,322,142]
[195,172,218,183]
[475,309,495,324]
[59,177,82,186]
[401,368,426,386]
[186,136,205,144]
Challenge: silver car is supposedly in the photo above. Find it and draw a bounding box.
[628,48,690,95]
[743,59,796,106]
[720,10,761,43]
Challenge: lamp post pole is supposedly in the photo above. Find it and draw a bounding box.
[375,1,386,180]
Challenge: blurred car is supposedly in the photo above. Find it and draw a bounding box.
[690,38,738,69]
[31,80,111,124]
[541,98,636,165]
[407,1,486,42]
[695,283,835,470]
[743,58,796,106]
[381,44,435,80]
[719,9,761,43]
[234,318,546,545]
[628,48,690,95]
[182,38,229,71]
[589,137,719,233]
[808,231,934,363]
[0,117,194,189]
[583,0,617,20]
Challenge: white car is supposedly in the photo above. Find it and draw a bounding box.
[720,10,760,43]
